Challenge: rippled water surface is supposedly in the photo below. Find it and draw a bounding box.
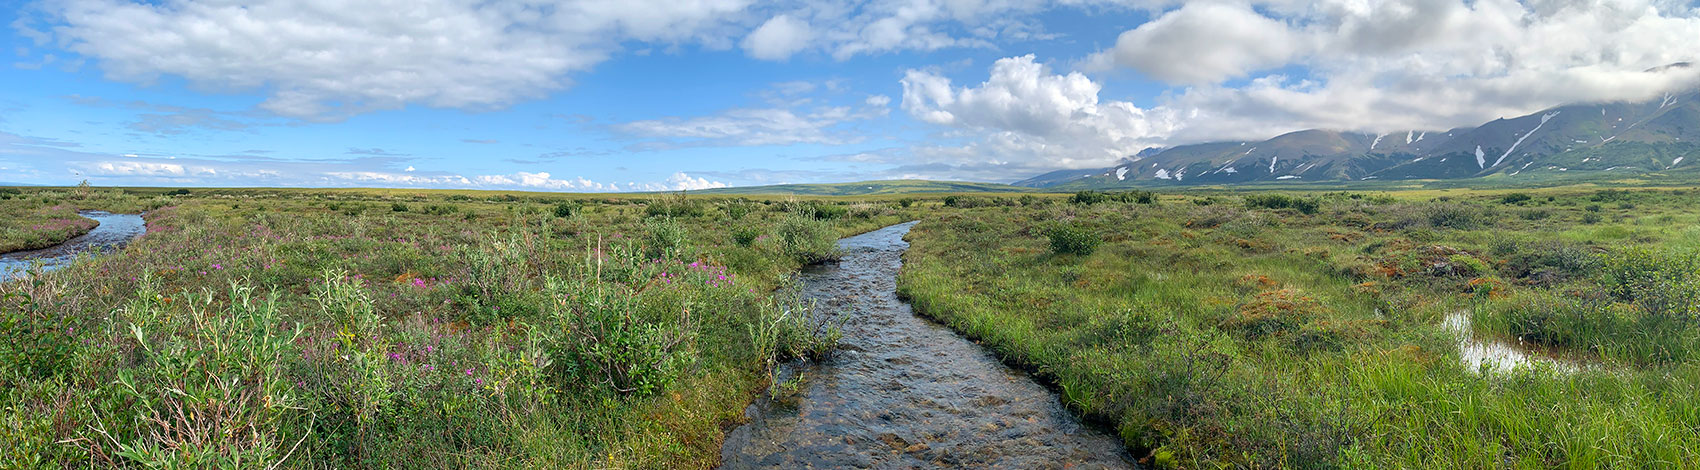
[0,211,146,282]
[719,222,1133,469]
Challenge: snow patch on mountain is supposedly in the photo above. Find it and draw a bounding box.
[1115,167,1129,181]
[1154,169,1171,180]
[1495,111,1558,167]
[1475,146,1486,168]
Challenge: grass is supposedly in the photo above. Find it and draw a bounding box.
[7,183,1700,468]
[0,188,161,253]
[0,190,920,468]
[898,187,1700,468]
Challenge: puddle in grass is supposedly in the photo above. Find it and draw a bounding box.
[1444,310,1582,374]
[718,221,1134,469]
[0,211,146,282]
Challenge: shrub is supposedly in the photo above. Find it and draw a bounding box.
[422,204,459,215]
[1244,194,1320,214]
[1071,190,1156,205]
[1601,247,1700,319]
[553,201,582,218]
[542,278,695,397]
[1581,212,1603,224]
[390,202,410,212]
[1422,203,1487,229]
[777,213,840,264]
[644,193,705,218]
[643,217,690,261]
[1046,224,1100,256]
[897,198,916,208]
[732,226,761,247]
[722,200,755,220]
[748,283,840,384]
[1499,193,1533,204]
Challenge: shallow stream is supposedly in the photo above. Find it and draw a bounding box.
[718,221,1132,469]
[0,211,146,282]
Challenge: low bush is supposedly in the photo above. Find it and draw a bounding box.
[1499,193,1533,204]
[1244,194,1320,214]
[776,213,840,264]
[1046,224,1099,256]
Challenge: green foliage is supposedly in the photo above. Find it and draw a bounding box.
[1602,247,1700,319]
[644,217,691,261]
[644,192,706,218]
[1422,203,1488,229]
[1045,224,1100,256]
[391,202,410,212]
[541,277,696,397]
[732,226,762,247]
[721,200,755,220]
[776,213,840,264]
[0,293,78,379]
[1499,192,1533,204]
[1244,194,1320,214]
[553,201,582,218]
[748,281,840,388]
[1071,190,1157,205]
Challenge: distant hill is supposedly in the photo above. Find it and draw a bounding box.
[1017,85,1700,189]
[695,179,1033,196]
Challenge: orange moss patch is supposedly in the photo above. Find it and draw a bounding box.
[1235,274,1279,290]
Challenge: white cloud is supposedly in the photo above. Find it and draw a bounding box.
[1087,2,1305,84]
[743,14,813,60]
[38,0,753,120]
[90,161,187,176]
[617,82,890,148]
[659,171,730,190]
[1086,0,1700,141]
[893,0,1700,179]
[471,171,621,191]
[901,55,1178,168]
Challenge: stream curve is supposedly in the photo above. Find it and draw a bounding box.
[0,211,146,282]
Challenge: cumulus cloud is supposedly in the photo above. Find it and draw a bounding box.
[897,0,1700,178]
[743,14,814,60]
[1088,0,1700,142]
[35,0,752,120]
[901,55,1178,168]
[1086,2,1305,84]
[658,171,730,190]
[28,0,1167,120]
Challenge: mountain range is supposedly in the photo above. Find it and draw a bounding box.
[1016,85,1700,189]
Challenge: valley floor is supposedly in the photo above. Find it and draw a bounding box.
[3,185,1699,468]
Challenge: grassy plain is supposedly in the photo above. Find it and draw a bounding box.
[0,187,916,468]
[899,187,1700,468]
[5,183,1700,468]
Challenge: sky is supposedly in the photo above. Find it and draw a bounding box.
[3,0,1699,191]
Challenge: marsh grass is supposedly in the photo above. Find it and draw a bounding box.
[0,189,917,468]
[900,188,1700,468]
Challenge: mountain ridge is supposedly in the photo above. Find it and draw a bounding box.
[1015,88,1700,189]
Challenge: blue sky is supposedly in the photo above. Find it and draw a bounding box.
[3,0,1698,191]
